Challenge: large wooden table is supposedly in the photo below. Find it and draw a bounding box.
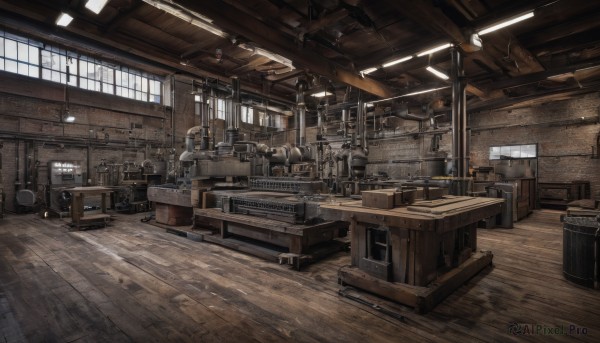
[320,195,503,313]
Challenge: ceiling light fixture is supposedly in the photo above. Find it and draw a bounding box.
[403,86,449,97]
[426,66,449,80]
[417,43,452,57]
[360,67,378,76]
[382,55,413,68]
[478,11,534,36]
[369,86,450,104]
[142,0,229,38]
[311,91,333,98]
[63,110,75,123]
[238,43,294,70]
[56,12,74,27]
[85,0,109,14]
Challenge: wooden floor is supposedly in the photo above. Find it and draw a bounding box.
[1,210,599,342]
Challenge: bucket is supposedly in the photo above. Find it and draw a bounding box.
[563,216,600,289]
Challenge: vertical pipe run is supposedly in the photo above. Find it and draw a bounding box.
[170,75,176,148]
[210,88,217,149]
[231,76,241,130]
[200,87,210,150]
[451,47,468,178]
[296,80,307,146]
[356,93,364,147]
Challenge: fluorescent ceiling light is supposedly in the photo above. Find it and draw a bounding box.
[360,67,378,75]
[56,12,74,27]
[238,43,294,70]
[382,56,413,68]
[370,86,450,104]
[417,43,452,57]
[403,86,449,97]
[85,0,109,14]
[478,11,534,36]
[142,0,229,38]
[311,91,333,98]
[426,66,449,80]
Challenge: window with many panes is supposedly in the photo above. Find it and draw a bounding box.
[0,32,40,78]
[41,46,77,86]
[0,29,162,104]
[489,144,537,160]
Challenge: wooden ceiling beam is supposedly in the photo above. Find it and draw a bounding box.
[476,32,544,78]
[466,81,600,113]
[173,0,396,98]
[384,0,478,52]
[484,58,600,91]
[104,0,143,33]
[519,11,600,47]
[305,8,348,35]
[381,0,504,93]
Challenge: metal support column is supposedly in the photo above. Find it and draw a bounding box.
[451,47,468,178]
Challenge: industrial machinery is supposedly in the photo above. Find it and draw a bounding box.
[46,160,83,217]
[107,159,162,214]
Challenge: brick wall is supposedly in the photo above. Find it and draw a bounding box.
[329,92,600,199]
[469,92,600,197]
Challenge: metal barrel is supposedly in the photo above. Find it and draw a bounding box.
[563,216,600,289]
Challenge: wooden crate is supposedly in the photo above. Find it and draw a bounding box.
[155,203,193,226]
[362,190,395,209]
[361,189,417,209]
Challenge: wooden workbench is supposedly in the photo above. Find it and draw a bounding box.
[67,186,112,230]
[320,195,503,313]
[191,208,349,269]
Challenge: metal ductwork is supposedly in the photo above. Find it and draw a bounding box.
[179,126,202,161]
[391,103,430,121]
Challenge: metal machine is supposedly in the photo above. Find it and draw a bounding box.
[47,160,84,217]
[103,159,163,214]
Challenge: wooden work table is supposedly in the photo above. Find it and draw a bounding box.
[67,186,113,229]
[320,195,503,313]
[320,196,504,233]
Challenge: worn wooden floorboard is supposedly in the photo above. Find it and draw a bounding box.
[1,210,599,342]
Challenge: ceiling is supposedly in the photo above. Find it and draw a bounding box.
[1,0,600,113]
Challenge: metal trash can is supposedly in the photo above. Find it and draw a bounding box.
[563,216,599,289]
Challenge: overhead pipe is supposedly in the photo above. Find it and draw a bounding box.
[451,47,468,178]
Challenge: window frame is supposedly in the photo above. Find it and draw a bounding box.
[489,144,537,160]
